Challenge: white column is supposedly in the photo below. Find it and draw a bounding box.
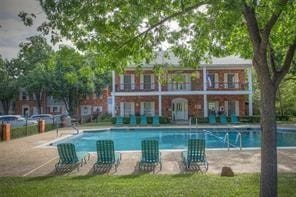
[158,77,162,116]
[112,71,116,117]
[203,66,207,91]
[203,95,208,117]
[248,67,253,116]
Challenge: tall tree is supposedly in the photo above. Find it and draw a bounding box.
[0,57,19,114]
[35,1,295,196]
[18,35,53,114]
[48,46,97,116]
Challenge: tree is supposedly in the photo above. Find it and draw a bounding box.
[35,1,295,196]
[17,35,53,114]
[0,57,19,114]
[48,46,98,116]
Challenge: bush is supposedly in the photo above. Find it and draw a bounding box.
[10,125,39,139]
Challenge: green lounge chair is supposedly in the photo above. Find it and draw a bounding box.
[152,115,160,126]
[139,140,162,172]
[140,115,147,126]
[231,114,239,124]
[220,114,227,124]
[94,140,121,172]
[182,139,208,171]
[115,116,123,126]
[55,143,90,172]
[208,114,216,124]
[130,115,137,126]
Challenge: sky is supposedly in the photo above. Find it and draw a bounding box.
[0,0,48,60]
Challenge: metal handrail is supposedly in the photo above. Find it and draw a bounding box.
[235,132,242,150]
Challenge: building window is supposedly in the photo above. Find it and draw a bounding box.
[143,75,152,89]
[227,74,235,88]
[143,102,153,116]
[124,75,132,90]
[227,101,236,116]
[124,102,132,116]
[173,75,186,90]
[22,92,28,100]
[208,101,218,116]
[207,73,215,88]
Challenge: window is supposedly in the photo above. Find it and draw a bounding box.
[208,101,218,116]
[143,102,152,116]
[124,102,132,116]
[173,75,186,90]
[143,75,152,89]
[207,73,215,88]
[228,101,236,116]
[227,74,235,88]
[22,92,28,100]
[124,75,132,90]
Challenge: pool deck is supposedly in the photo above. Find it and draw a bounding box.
[0,125,295,176]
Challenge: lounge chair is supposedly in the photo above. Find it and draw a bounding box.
[140,115,147,126]
[182,139,208,171]
[152,115,160,126]
[130,115,137,126]
[115,116,123,126]
[208,114,216,124]
[220,114,227,124]
[55,143,90,172]
[94,140,121,172]
[231,114,239,124]
[139,140,162,172]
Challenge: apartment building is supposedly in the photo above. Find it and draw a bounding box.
[111,54,253,121]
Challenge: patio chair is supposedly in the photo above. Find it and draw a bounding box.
[140,115,147,126]
[94,140,121,172]
[220,114,227,124]
[208,114,216,124]
[130,115,137,126]
[152,115,160,126]
[231,114,239,124]
[115,116,123,126]
[182,139,208,171]
[55,143,90,172]
[139,140,162,172]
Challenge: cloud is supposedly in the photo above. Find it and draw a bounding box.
[0,0,47,59]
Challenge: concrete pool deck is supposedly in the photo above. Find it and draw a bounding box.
[0,125,295,177]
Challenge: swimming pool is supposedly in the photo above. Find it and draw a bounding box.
[51,127,296,152]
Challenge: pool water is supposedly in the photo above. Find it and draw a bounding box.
[52,128,296,152]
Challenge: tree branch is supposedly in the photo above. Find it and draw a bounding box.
[242,4,261,51]
[269,44,277,79]
[274,42,296,86]
[116,1,207,50]
[262,0,288,45]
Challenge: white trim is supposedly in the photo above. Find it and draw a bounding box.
[131,74,135,90]
[215,73,219,88]
[203,95,208,117]
[140,74,144,89]
[112,71,116,117]
[120,74,124,90]
[235,101,240,116]
[114,90,250,96]
[234,73,239,88]
[224,101,229,116]
[203,67,207,91]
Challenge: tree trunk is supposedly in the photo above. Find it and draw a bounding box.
[260,78,277,197]
[35,92,42,114]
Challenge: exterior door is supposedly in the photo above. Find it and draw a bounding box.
[172,98,188,120]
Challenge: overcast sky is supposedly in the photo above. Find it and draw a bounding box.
[0,0,49,60]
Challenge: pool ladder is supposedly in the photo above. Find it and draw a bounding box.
[189,117,198,132]
[223,132,242,151]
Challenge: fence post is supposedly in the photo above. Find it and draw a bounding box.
[2,123,11,141]
[38,120,45,133]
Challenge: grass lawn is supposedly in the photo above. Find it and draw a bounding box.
[0,173,295,197]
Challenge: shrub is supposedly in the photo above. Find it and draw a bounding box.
[10,125,39,139]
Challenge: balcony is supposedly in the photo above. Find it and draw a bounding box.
[115,82,248,92]
[115,83,158,92]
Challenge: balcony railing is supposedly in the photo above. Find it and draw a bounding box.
[115,82,248,92]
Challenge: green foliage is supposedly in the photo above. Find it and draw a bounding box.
[10,125,39,139]
[0,174,295,196]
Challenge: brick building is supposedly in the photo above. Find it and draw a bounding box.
[14,88,111,117]
[111,54,253,120]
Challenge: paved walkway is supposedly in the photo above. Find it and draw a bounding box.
[0,126,295,177]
